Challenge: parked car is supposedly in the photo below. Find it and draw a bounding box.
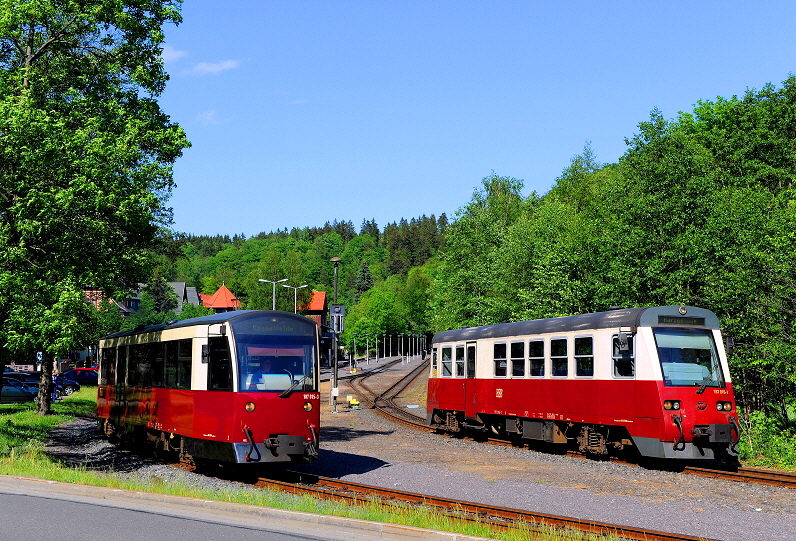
[10,372,81,396]
[62,369,98,386]
[0,377,40,403]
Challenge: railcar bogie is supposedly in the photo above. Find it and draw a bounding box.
[427,306,740,463]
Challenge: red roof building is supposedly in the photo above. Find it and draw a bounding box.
[301,291,328,328]
[201,284,241,313]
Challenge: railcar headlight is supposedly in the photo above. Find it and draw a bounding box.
[717,401,732,411]
[663,400,681,410]
[304,402,313,412]
[245,402,256,412]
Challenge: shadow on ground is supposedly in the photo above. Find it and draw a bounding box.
[286,448,390,478]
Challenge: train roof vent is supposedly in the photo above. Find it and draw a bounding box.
[608,306,623,311]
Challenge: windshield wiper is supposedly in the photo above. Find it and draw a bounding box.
[279,375,309,398]
[696,377,712,395]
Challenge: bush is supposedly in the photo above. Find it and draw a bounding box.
[737,410,796,470]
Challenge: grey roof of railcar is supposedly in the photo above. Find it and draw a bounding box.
[101,310,309,340]
[431,306,719,344]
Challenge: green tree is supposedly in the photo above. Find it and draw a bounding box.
[176,302,213,320]
[0,1,189,413]
[354,260,373,302]
[430,174,524,330]
[145,269,178,314]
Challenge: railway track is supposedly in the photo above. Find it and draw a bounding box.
[256,469,720,541]
[683,465,796,489]
[346,357,429,427]
[344,359,796,491]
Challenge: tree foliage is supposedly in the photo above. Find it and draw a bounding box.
[0,0,189,413]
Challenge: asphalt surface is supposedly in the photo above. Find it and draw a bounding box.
[0,476,486,541]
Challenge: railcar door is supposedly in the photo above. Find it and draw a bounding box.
[464,342,477,418]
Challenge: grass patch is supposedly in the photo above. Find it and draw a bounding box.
[0,389,627,540]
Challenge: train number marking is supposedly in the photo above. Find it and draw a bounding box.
[713,389,729,395]
[495,388,503,398]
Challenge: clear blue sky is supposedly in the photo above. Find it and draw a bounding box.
[159,1,796,237]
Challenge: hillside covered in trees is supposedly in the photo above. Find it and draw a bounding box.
[149,76,796,466]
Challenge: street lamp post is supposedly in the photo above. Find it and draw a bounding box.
[258,278,288,310]
[282,283,308,313]
[330,257,341,413]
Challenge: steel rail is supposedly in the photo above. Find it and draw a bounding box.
[256,470,719,541]
[683,465,796,489]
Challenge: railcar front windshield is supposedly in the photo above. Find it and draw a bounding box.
[232,314,318,393]
[653,327,725,389]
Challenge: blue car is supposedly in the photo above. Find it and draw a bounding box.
[8,372,80,396]
[61,369,99,387]
[1,376,40,403]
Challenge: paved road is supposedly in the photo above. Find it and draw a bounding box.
[0,476,482,541]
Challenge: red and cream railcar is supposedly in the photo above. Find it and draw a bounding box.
[427,306,739,461]
[97,310,320,465]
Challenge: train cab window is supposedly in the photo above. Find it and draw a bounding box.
[208,337,232,391]
[493,343,507,377]
[455,345,465,377]
[575,337,594,377]
[551,338,568,377]
[654,328,724,388]
[510,342,525,377]
[528,340,544,377]
[612,333,635,377]
[432,347,438,376]
[441,346,453,377]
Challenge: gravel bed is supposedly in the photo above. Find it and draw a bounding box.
[42,361,795,541]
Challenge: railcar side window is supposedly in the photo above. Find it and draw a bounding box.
[612,333,635,377]
[467,344,476,378]
[511,342,525,377]
[128,343,154,387]
[164,339,193,389]
[551,338,568,377]
[165,341,177,387]
[117,346,127,386]
[99,347,116,386]
[178,339,193,389]
[494,343,507,377]
[575,337,594,377]
[152,343,165,387]
[455,345,465,377]
[441,346,452,377]
[528,340,544,376]
[208,337,232,391]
